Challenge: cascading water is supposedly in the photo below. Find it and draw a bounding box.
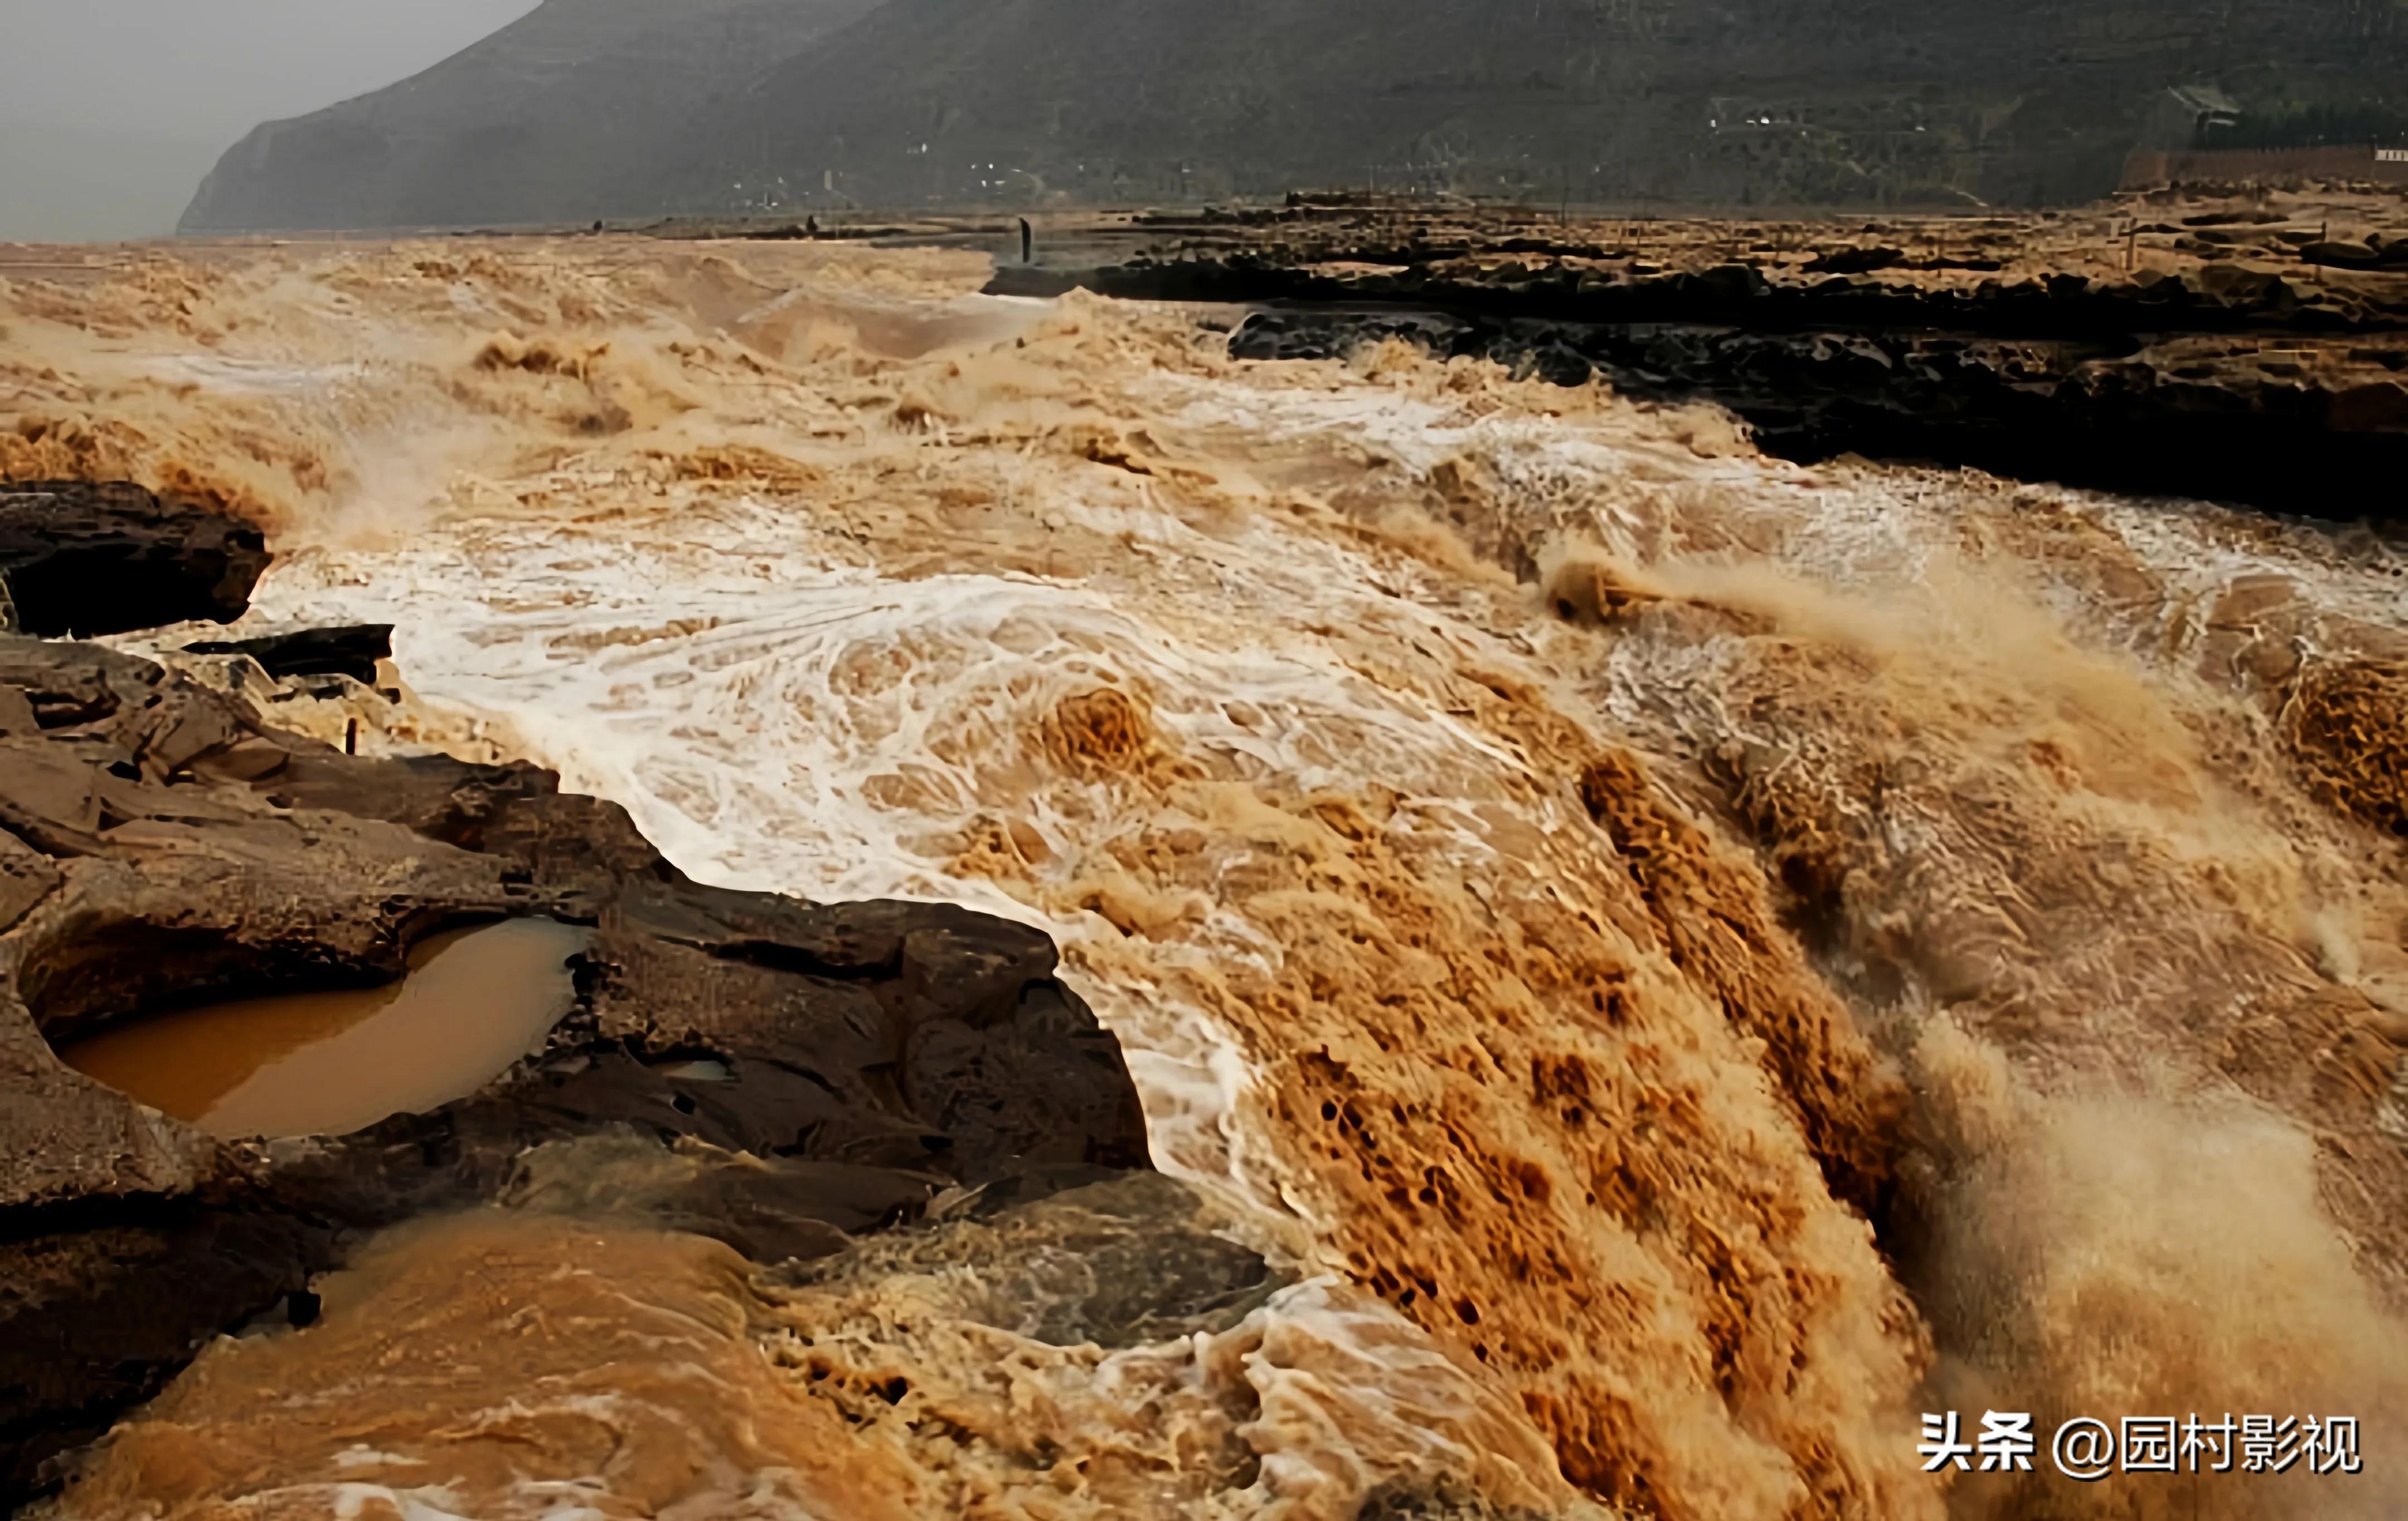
[6,236,2404,1519]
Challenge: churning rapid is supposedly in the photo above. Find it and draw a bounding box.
[4,235,2407,1520]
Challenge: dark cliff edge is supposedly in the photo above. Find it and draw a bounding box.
[988,202,2408,519]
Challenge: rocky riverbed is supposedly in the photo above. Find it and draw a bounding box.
[989,187,2408,516]
[0,483,1153,1506]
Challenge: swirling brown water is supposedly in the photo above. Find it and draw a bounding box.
[4,235,2405,1519]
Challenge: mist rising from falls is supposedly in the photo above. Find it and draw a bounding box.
[7,237,2407,1519]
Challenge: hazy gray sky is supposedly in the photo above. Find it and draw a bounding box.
[0,0,541,242]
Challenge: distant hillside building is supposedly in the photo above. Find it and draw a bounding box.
[2123,82,2408,186]
[2135,84,2243,153]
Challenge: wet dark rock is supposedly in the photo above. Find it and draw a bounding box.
[1804,246,1905,275]
[0,1197,334,1491]
[498,1133,933,1265]
[0,483,270,638]
[965,1173,1284,1348]
[991,246,2391,336]
[183,625,392,685]
[0,633,1151,1507]
[999,233,2408,500]
[775,1171,1288,1350]
[2302,239,2383,269]
[1210,288,2408,518]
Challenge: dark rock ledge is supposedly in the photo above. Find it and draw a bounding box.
[0,622,1154,1505]
[993,249,2408,518]
[0,483,269,640]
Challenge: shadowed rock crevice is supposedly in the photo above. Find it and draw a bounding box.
[182,625,392,687]
[0,483,270,638]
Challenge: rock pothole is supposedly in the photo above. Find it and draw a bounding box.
[53,917,590,1140]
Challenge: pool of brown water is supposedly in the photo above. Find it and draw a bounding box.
[57,918,589,1139]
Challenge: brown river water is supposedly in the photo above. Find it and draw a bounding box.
[57,918,588,1139]
[4,235,2407,1518]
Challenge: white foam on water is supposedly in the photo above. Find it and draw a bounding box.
[33,238,2408,1519]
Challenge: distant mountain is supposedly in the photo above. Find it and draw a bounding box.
[182,0,2408,231]
[179,0,884,231]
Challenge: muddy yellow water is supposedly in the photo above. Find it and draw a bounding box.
[49,1210,924,1521]
[10,236,2408,1518]
[57,918,588,1139]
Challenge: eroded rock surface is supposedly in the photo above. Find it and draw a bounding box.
[0,627,1150,1506]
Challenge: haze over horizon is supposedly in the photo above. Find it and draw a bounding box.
[15,0,2408,240]
[0,0,538,242]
